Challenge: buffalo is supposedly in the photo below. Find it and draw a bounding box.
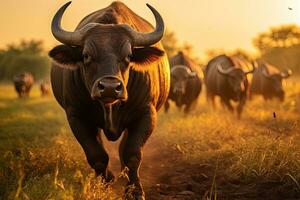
[48,1,169,199]
[165,51,202,113]
[204,55,254,118]
[13,72,34,98]
[250,61,292,101]
[40,81,51,97]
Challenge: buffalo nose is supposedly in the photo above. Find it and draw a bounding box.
[98,80,122,94]
[97,77,124,99]
[173,87,185,95]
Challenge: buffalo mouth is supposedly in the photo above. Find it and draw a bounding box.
[174,90,185,96]
[94,95,127,105]
[100,97,121,105]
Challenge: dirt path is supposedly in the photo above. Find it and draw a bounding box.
[103,134,212,200]
[102,133,299,200]
[141,137,200,200]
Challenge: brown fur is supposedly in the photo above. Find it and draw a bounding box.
[250,61,287,101]
[205,55,251,119]
[13,72,34,98]
[165,52,202,113]
[49,2,170,199]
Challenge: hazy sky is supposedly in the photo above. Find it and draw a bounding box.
[1,0,299,58]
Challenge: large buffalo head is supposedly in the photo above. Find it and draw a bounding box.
[170,65,196,96]
[49,2,165,105]
[217,64,254,99]
[262,67,292,101]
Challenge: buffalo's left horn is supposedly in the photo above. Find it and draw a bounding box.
[281,69,292,79]
[51,1,99,46]
[122,4,164,47]
[217,64,236,75]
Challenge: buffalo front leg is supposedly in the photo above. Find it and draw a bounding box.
[221,98,234,112]
[119,130,128,171]
[207,92,216,110]
[121,106,156,200]
[237,94,246,119]
[164,100,170,113]
[67,114,113,182]
[184,103,192,114]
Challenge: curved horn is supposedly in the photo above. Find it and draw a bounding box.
[245,61,256,75]
[262,67,272,79]
[51,2,81,45]
[122,4,164,46]
[281,69,292,79]
[217,64,236,75]
[171,65,193,74]
[51,2,99,46]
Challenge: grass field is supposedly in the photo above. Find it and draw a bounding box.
[0,78,300,200]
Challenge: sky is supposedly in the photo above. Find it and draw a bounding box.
[0,0,300,58]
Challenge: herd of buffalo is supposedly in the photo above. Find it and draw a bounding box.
[13,72,50,98]
[11,2,293,199]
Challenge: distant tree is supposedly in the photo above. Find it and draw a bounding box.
[161,29,179,57]
[0,40,50,81]
[253,24,300,72]
[205,49,225,62]
[253,24,300,54]
[179,42,202,66]
[230,49,253,62]
[161,30,202,65]
[180,42,193,55]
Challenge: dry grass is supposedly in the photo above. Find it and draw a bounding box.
[0,77,299,199]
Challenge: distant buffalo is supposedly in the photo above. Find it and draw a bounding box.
[250,61,292,101]
[165,52,202,113]
[205,55,254,118]
[40,81,51,97]
[48,2,169,199]
[13,72,34,98]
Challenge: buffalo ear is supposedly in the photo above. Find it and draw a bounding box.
[49,45,82,69]
[130,47,164,72]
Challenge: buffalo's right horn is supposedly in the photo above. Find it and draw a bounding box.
[245,61,256,75]
[281,69,292,79]
[51,1,99,46]
[262,67,273,78]
[121,4,165,47]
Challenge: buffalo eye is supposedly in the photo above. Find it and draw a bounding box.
[83,53,92,64]
[124,54,132,64]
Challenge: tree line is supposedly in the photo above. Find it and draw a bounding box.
[0,40,50,81]
[0,24,299,81]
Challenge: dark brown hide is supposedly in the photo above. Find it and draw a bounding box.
[204,55,253,118]
[49,2,170,199]
[165,52,202,113]
[40,81,51,96]
[13,72,34,98]
[250,61,291,101]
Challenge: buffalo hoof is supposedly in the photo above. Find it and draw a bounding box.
[105,170,115,182]
[97,169,115,182]
[134,195,145,200]
[124,185,145,200]
[124,193,145,200]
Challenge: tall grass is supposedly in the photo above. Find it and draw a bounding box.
[0,77,299,199]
